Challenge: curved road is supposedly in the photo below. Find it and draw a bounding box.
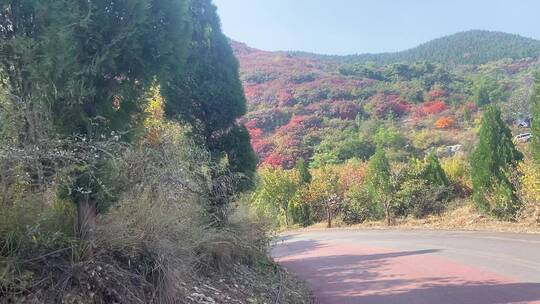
[272,230,540,304]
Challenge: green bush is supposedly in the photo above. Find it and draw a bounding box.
[288,199,314,227]
[342,186,382,224]
[395,179,452,218]
[0,195,76,256]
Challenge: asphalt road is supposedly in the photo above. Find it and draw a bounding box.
[271,230,540,304]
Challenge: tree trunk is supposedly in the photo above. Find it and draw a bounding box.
[384,201,392,226]
[77,197,97,257]
[326,206,332,228]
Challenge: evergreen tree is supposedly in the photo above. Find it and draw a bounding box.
[365,147,394,225]
[296,158,312,184]
[424,154,450,187]
[470,106,523,218]
[163,0,255,180]
[531,74,540,163]
[288,158,313,227]
[212,125,257,190]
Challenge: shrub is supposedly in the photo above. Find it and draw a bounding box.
[251,166,300,226]
[393,156,452,218]
[441,156,472,196]
[342,186,382,224]
[289,73,316,84]
[288,197,314,227]
[518,161,540,222]
[428,88,449,100]
[418,100,448,116]
[0,194,76,258]
[372,94,412,118]
[304,167,342,228]
[0,126,260,303]
[434,116,455,129]
[245,72,276,84]
[395,179,451,218]
[411,129,442,150]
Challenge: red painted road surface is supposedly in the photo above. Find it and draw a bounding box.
[272,231,540,304]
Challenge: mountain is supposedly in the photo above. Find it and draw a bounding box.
[297,30,540,65]
[232,31,540,169]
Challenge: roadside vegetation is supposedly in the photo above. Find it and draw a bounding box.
[250,98,540,230]
[0,1,311,303]
[244,44,540,230]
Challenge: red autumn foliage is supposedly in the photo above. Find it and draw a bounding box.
[243,109,290,132]
[264,152,292,169]
[371,94,412,118]
[337,162,367,190]
[417,100,448,117]
[284,115,323,130]
[289,115,307,127]
[465,102,478,112]
[247,127,263,140]
[243,85,262,100]
[334,100,361,120]
[434,116,455,129]
[244,119,258,130]
[264,148,307,169]
[276,89,295,106]
[252,139,274,160]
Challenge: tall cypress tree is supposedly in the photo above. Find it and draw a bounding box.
[288,158,313,227]
[530,73,540,163]
[163,0,255,181]
[424,153,450,187]
[296,158,312,184]
[470,106,523,218]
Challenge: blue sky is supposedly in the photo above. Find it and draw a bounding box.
[212,0,540,55]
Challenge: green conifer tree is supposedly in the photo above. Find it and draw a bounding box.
[296,158,312,184]
[288,158,313,227]
[470,106,523,218]
[163,0,255,183]
[424,154,450,187]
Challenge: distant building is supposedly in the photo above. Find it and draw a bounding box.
[514,133,532,143]
[517,117,531,128]
[436,144,462,157]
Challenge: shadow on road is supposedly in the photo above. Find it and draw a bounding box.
[338,282,540,304]
[274,240,540,304]
[271,239,327,259]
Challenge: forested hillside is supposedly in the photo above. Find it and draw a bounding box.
[236,32,540,229]
[235,38,539,169]
[301,30,540,65]
[0,1,308,303]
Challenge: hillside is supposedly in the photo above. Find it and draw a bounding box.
[300,30,540,65]
[233,32,540,169]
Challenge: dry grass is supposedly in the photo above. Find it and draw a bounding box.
[0,136,314,303]
[299,199,540,234]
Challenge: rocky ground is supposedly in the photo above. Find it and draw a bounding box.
[183,262,312,304]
